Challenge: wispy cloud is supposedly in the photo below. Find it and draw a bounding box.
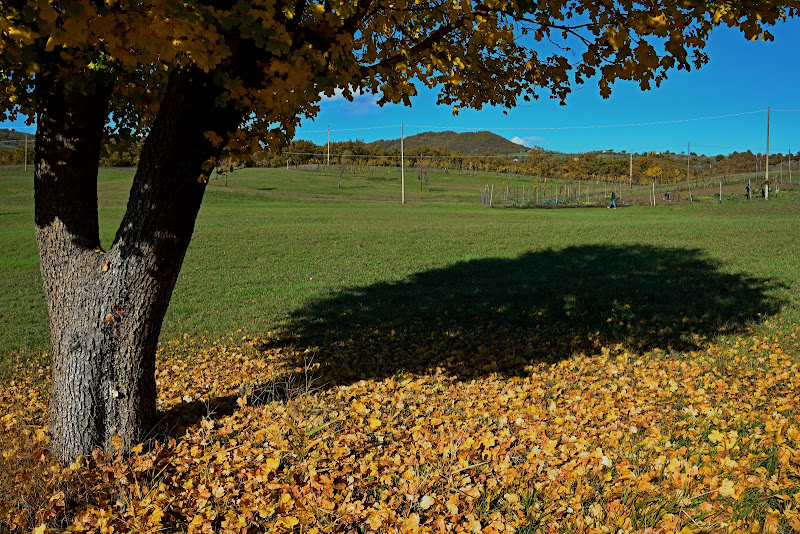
[510,135,545,147]
[321,87,380,115]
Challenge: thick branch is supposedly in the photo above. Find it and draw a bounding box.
[360,18,466,77]
[114,65,243,262]
[34,66,112,250]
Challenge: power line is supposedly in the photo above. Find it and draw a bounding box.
[298,125,400,133]
[404,110,766,131]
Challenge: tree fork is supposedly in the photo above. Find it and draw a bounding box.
[38,65,243,461]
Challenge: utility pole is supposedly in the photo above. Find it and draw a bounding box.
[24,134,28,173]
[401,122,405,204]
[327,125,330,166]
[765,107,770,200]
[790,145,793,184]
[686,142,692,202]
[629,152,632,189]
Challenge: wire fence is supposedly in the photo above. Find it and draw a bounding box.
[480,171,797,208]
[266,158,797,207]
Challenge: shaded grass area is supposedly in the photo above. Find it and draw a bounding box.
[280,244,784,385]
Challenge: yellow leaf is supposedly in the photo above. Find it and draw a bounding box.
[275,516,299,529]
[403,513,420,531]
[764,514,780,534]
[149,505,164,525]
[419,495,434,510]
[368,416,382,430]
[32,525,46,534]
[111,435,122,450]
[718,479,736,498]
[265,457,280,471]
[708,429,724,443]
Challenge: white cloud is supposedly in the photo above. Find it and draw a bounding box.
[510,135,545,147]
[321,86,379,115]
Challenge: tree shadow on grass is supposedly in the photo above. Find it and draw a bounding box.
[157,244,784,435]
[277,244,784,385]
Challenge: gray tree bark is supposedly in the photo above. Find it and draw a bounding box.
[36,65,242,461]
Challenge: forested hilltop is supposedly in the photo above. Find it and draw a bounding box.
[367,130,527,155]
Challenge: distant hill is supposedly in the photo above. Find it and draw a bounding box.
[368,130,526,155]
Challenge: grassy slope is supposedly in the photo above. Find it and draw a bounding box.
[1,165,799,359]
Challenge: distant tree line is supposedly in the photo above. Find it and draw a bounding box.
[0,129,33,165]
[1,131,795,185]
[272,140,796,185]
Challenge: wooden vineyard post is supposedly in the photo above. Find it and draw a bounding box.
[401,122,405,204]
[687,142,692,202]
[419,158,423,199]
[765,107,770,200]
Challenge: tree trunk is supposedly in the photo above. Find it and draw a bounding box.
[37,66,242,461]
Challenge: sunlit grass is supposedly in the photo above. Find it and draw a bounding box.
[1,165,798,361]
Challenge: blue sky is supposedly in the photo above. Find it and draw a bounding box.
[2,17,798,156]
[297,17,800,156]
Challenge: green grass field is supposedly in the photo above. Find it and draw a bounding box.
[4,164,800,532]
[1,164,799,360]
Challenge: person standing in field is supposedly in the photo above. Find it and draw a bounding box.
[608,190,616,209]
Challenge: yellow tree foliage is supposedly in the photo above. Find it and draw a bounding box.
[2,0,797,150]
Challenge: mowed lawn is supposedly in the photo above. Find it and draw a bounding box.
[2,165,800,533]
